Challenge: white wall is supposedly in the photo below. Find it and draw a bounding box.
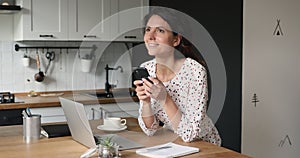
[243,0,300,157]
[0,15,133,93]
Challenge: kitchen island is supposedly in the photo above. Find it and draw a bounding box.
[0,118,251,158]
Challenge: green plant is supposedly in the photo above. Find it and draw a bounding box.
[98,136,114,148]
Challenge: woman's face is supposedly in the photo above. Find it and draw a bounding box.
[144,15,180,57]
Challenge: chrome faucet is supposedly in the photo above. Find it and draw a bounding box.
[104,64,123,97]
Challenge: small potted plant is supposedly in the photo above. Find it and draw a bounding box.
[97,136,120,158]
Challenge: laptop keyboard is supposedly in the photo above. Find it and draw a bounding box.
[93,134,144,150]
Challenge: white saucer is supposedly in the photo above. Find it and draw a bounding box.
[97,125,127,132]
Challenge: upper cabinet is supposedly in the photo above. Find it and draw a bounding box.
[14,0,68,41]
[68,0,111,41]
[110,0,149,42]
[14,0,149,41]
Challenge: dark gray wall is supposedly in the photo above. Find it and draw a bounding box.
[150,0,243,152]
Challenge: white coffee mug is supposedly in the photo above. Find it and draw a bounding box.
[103,117,126,129]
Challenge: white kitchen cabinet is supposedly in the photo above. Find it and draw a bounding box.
[14,0,68,41]
[30,107,66,123]
[14,0,149,41]
[70,0,149,42]
[31,102,139,123]
[242,0,300,157]
[30,105,101,123]
[84,104,103,120]
[100,102,139,118]
[110,0,149,42]
[68,0,111,41]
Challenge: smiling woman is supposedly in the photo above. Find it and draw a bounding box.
[133,7,221,146]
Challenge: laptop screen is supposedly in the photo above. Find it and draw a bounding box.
[59,97,144,150]
[59,97,97,148]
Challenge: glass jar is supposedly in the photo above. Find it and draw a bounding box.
[98,144,121,158]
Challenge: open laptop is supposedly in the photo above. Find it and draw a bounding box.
[59,97,143,150]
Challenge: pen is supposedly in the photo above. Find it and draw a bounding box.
[26,107,32,117]
[138,146,172,153]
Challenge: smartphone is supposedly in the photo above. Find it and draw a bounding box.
[132,67,154,85]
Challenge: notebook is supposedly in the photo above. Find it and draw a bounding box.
[136,142,200,158]
[59,97,143,150]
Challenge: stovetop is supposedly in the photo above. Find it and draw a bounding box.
[0,92,24,104]
[0,92,15,103]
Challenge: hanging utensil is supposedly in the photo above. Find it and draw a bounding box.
[24,48,28,57]
[34,50,45,82]
[59,49,63,71]
[44,51,55,75]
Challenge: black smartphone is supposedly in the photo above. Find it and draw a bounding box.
[132,67,154,85]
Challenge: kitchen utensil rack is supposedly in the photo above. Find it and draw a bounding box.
[14,44,97,52]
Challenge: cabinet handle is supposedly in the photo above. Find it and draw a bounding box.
[84,35,97,38]
[91,108,95,120]
[124,36,137,39]
[39,34,54,38]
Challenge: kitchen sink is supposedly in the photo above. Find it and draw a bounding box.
[87,90,136,98]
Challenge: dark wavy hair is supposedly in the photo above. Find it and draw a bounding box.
[143,7,211,106]
[143,7,206,67]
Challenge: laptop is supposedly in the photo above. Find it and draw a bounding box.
[59,97,143,150]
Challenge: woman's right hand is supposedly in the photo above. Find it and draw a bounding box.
[134,79,154,122]
[133,80,151,103]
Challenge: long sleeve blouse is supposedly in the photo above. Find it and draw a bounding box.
[137,58,221,146]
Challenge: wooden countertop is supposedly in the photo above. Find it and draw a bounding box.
[0,118,251,158]
[0,89,138,110]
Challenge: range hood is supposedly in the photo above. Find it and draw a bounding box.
[0,5,21,13]
[0,0,21,14]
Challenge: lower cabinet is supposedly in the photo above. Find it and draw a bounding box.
[30,107,66,123]
[100,102,139,118]
[31,102,139,123]
[0,109,24,126]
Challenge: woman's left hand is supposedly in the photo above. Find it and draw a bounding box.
[142,77,167,105]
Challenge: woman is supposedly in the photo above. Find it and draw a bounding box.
[133,8,221,146]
